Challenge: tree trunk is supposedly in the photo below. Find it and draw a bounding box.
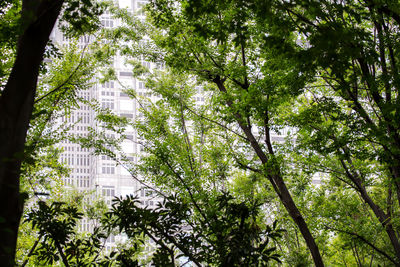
[347,165,400,263]
[0,0,64,265]
[272,173,325,266]
[213,77,325,266]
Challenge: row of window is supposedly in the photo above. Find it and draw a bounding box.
[80,219,91,232]
[102,81,114,88]
[75,125,88,131]
[102,186,115,197]
[76,154,90,166]
[102,186,115,205]
[75,168,90,174]
[102,163,115,174]
[102,99,114,109]
[101,91,115,96]
[61,113,90,124]
[101,155,113,161]
[139,188,154,197]
[62,176,90,187]
[60,154,91,166]
[78,176,90,187]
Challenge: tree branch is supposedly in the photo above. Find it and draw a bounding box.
[324,224,398,265]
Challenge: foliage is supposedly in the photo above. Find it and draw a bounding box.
[60,0,107,37]
[15,12,124,266]
[0,0,19,89]
[8,0,400,265]
[24,200,111,267]
[106,193,282,267]
[128,0,400,265]
[0,0,115,265]
[21,191,282,267]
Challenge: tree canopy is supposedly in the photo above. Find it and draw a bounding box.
[138,0,400,265]
[2,0,400,266]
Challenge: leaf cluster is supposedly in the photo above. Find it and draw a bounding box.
[105,192,283,266]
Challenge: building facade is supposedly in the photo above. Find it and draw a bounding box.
[51,0,157,248]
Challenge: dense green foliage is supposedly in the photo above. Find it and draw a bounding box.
[106,193,282,266]
[137,0,400,265]
[22,193,282,266]
[3,0,400,266]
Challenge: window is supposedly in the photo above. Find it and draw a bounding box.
[102,186,115,205]
[138,81,144,90]
[67,114,75,123]
[101,91,115,96]
[106,234,115,243]
[77,112,90,123]
[140,56,150,69]
[119,71,132,77]
[102,186,115,197]
[63,177,73,186]
[102,163,115,174]
[102,155,113,160]
[102,99,114,109]
[76,154,90,166]
[102,19,113,28]
[156,61,165,69]
[79,177,89,187]
[102,81,114,88]
[120,113,133,118]
[64,154,74,165]
[79,35,91,44]
[140,188,154,197]
[101,12,114,28]
[80,218,90,232]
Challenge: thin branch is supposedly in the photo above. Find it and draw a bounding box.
[324,224,398,265]
[184,105,248,141]
[21,237,40,267]
[204,50,246,88]
[264,99,274,155]
[179,95,197,176]
[240,42,249,89]
[55,241,70,267]
[35,41,89,103]
[283,7,319,28]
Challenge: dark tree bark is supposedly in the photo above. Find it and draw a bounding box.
[213,77,325,267]
[0,0,64,265]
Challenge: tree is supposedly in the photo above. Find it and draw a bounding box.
[21,191,282,266]
[135,0,400,265]
[0,0,104,264]
[0,1,64,264]
[251,0,400,263]
[14,36,117,265]
[19,71,286,265]
[107,193,283,267]
[140,0,325,265]
[4,0,399,264]
[117,69,285,265]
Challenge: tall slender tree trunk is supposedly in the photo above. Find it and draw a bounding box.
[0,1,64,265]
[272,173,324,266]
[213,77,325,266]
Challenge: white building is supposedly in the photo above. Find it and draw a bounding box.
[50,0,160,248]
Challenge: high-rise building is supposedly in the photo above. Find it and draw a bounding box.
[50,0,159,248]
